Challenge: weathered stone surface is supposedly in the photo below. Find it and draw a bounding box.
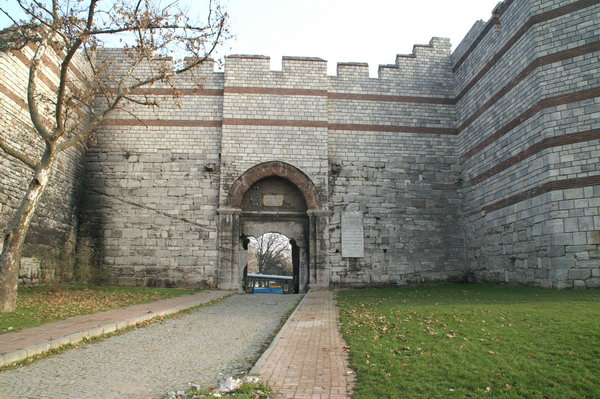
[568,269,592,280]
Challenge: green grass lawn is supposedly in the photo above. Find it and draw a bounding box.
[0,285,198,334]
[337,284,600,399]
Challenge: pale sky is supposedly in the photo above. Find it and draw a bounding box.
[217,0,501,75]
[1,0,502,76]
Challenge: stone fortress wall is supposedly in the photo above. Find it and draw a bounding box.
[1,0,599,288]
[82,38,466,288]
[456,0,600,288]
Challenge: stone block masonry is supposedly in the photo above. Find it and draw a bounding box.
[80,53,224,287]
[2,0,598,290]
[328,38,463,286]
[0,42,92,284]
[456,0,600,288]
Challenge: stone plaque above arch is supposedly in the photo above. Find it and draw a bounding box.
[227,161,322,210]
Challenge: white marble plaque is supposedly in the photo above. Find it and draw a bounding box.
[263,194,284,207]
[342,211,364,257]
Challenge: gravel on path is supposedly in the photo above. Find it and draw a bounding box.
[0,293,300,399]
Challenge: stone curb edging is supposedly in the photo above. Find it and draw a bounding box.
[0,291,231,368]
[250,291,308,374]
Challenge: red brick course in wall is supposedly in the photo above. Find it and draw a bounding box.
[482,175,600,214]
[458,41,600,132]
[102,119,222,127]
[462,87,600,160]
[470,128,600,185]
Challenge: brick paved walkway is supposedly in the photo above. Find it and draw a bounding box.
[252,290,355,399]
[0,290,229,366]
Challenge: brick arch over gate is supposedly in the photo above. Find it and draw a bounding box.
[218,161,329,290]
[226,161,321,209]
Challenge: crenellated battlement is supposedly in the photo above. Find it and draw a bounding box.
[183,57,217,73]
[405,37,452,58]
[99,36,454,88]
[282,56,327,75]
[377,37,452,73]
[223,54,326,89]
[336,63,370,80]
[96,48,219,76]
[224,54,271,72]
[96,36,456,99]
[218,40,453,96]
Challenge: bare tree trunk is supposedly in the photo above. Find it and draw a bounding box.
[0,144,56,312]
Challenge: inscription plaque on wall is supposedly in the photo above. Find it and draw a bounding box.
[342,211,364,257]
[263,194,284,207]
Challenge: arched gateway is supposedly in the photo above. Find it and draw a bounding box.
[217,161,330,291]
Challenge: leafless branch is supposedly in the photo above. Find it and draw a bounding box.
[51,0,59,24]
[0,138,38,170]
[0,0,229,313]
[53,0,99,137]
[122,95,159,107]
[6,0,229,155]
[27,38,53,140]
[15,0,57,36]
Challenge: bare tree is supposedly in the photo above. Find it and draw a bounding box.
[250,233,292,276]
[0,0,228,312]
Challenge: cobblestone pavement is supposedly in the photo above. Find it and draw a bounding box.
[0,290,229,362]
[253,290,355,399]
[0,294,300,399]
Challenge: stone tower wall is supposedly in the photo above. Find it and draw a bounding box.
[456,0,600,288]
[0,44,91,284]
